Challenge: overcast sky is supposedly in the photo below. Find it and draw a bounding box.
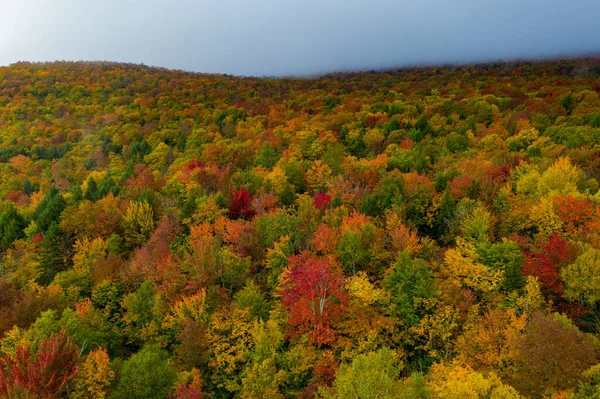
[1,0,599,76]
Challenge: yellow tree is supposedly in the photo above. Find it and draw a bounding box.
[561,246,600,306]
[240,319,287,399]
[427,362,523,399]
[207,306,254,395]
[441,238,503,295]
[455,308,526,375]
[72,348,114,399]
[122,200,155,249]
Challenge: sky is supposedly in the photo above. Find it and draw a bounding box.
[1,0,599,77]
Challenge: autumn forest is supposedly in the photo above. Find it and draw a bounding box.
[1,59,600,398]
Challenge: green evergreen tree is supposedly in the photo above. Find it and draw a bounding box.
[38,222,69,285]
[34,187,67,233]
[99,173,120,197]
[84,177,100,201]
[0,205,26,252]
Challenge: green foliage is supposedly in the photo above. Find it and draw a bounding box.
[38,223,69,285]
[112,344,177,399]
[360,173,403,216]
[0,205,26,252]
[34,187,67,233]
[1,59,600,398]
[256,142,281,169]
[122,281,165,344]
[445,131,469,153]
[384,252,436,326]
[85,177,100,201]
[560,92,576,114]
[476,239,525,292]
[320,348,403,399]
[234,280,270,320]
[561,246,600,305]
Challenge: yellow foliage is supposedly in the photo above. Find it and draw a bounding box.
[427,362,523,399]
[265,235,292,271]
[72,237,107,274]
[413,306,461,361]
[529,198,563,239]
[191,196,228,224]
[441,238,503,293]
[506,127,539,152]
[306,160,332,191]
[28,191,45,212]
[0,326,29,359]
[144,141,172,172]
[122,200,155,248]
[515,276,546,314]
[81,170,107,193]
[363,129,385,146]
[296,130,324,159]
[561,246,600,305]
[538,157,585,197]
[346,271,390,306]
[515,167,541,196]
[455,308,526,373]
[72,348,115,399]
[460,206,492,243]
[163,289,207,331]
[267,165,288,195]
[108,152,126,177]
[208,307,254,393]
[2,239,41,287]
[240,358,286,399]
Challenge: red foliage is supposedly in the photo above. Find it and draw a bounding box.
[479,163,510,201]
[403,172,435,200]
[312,224,339,254]
[364,113,389,128]
[313,192,332,211]
[171,383,204,399]
[181,161,232,194]
[187,160,204,171]
[448,175,474,199]
[399,138,414,149]
[0,280,20,336]
[126,163,163,196]
[297,352,337,399]
[522,234,579,298]
[443,284,477,320]
[32,232,44,244]
[229,186,255,220]
[279,252,347,346]
[6,191,29,207]
[0,329,79,399]
[130,215,185,296]
[552,195,597,235]
[180,160,204,184]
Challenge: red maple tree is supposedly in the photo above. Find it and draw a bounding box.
[522,234,578,298]
[0,329,79,399]
[229,186,255,220]
[279,252,347,346]
[313,192,332,211]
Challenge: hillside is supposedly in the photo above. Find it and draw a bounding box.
[1,59,600,397]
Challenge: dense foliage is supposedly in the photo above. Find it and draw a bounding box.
[1,58,600,397]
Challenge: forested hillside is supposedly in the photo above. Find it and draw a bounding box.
[1,59,600,398]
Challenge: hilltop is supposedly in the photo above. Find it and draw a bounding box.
[1,58,600,397]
